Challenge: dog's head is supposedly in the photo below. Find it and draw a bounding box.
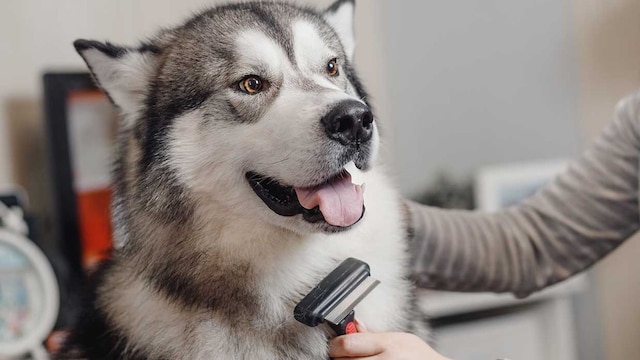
[75,0,378,234]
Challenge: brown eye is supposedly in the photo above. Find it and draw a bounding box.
[326,58,339,76]
[240,76,263,94]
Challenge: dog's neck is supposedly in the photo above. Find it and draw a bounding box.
[98,265,330,359]
[102,202,335,359]
[115,194,320,307]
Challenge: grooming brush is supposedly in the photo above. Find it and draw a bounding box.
[294,257,380,335]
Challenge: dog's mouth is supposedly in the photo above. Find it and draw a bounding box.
[246,169,365,229]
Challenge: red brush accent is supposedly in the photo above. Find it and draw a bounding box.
[345,322,357,334]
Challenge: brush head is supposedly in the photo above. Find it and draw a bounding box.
[294,258,380,327]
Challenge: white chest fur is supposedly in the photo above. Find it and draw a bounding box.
[105,169,411,359]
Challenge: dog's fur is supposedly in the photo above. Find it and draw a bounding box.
[61,1,423,359]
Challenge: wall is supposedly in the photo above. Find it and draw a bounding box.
[572,0,640,359]
[384,0,583,197]
[0,0,209,187]
[0,0,391,185]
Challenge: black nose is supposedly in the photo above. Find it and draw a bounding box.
[321,100,374,146]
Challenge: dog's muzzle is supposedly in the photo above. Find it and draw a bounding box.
[245,101,374,232]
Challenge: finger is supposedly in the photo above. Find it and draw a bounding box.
[353,317,368,333]
[328,333,385,358]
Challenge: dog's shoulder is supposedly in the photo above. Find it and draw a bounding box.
[55,261,153,360]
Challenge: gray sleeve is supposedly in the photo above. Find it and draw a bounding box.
[407,92,640,297]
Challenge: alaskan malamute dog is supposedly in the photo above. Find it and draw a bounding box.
[63,0,423,358]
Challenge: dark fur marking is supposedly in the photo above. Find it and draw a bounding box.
[135,164,195,225]
[342,61,369,107]
[147,254,260,318]
[73,39,128,58]
[57,261,155,360]
[183,2,295,59]
[249,5,297,65]
[74,39,161,58]
[400,201,416,243]
[137,42,161,55]
[224,99,243,121]
[325,0,355,14]
[138,79,212,170]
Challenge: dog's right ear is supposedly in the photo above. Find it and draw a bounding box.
[74,39,159,116]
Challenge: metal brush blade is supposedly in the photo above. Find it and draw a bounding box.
[325,276,380,324]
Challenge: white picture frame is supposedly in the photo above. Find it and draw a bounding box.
[474,159,569,212]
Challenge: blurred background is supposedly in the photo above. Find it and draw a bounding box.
[1,0,639,359]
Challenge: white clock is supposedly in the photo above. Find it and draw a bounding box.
[0,202,59,359]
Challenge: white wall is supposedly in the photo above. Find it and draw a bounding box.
[385,0,583,197]
[0,0,390,186]
[0,0,209,185]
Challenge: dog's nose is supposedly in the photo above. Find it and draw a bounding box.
[321,100,374,146]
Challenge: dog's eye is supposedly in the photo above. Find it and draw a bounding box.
[326,58,339,76]
[240,76,263,95]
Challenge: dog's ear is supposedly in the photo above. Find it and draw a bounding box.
[74,39,159,116]
[323,0,356,61]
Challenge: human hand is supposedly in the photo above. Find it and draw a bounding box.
[328,320,451,360]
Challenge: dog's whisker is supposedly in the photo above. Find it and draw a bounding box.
[269,157,291,166]
[267,149,297,166]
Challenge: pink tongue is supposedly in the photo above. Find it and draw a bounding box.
[294,172,364,227]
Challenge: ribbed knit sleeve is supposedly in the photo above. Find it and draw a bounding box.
[408,91,640,297]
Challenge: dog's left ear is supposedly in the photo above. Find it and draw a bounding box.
[323,0,356,61]
[74,39,160,119]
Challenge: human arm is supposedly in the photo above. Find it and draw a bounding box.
[408,92,640,297]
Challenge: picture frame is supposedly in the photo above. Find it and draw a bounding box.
[474,159,569,212]
[43,73,117,329]
[43,72,96,280]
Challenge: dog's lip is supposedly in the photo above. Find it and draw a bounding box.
[245,171,306,217]
[245,171,365,229]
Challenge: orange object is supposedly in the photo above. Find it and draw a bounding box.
[46,330,70,353]
[76,187,113,270]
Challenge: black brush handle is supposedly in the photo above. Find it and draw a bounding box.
[294,258,371,327]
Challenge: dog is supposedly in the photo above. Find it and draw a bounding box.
[62,0,425,358]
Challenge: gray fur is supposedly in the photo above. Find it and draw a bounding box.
[66,1,425,359]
